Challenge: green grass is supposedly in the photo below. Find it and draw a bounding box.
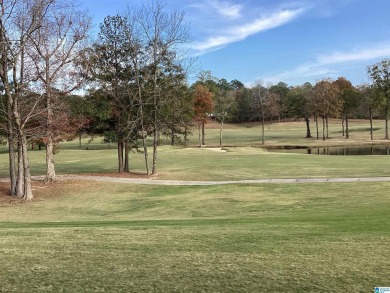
[0,181,389,292]
[2,145,390,181]
[2,119,390,181]
[1,119,390,292]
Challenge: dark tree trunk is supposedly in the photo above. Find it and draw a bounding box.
[369,106,373,141]
[325,116,329,139]
[124,139,129,172]
[118,139,124,172]
[152,128,158,175]
[198,123,202,147]
[385,102,389,140]
[322,117,325,141]
[141,133,149,175]
[184,126,188,146]
[315,117,319,140]
[342,116,345,137]
[345,115,349,139]
[219,120,224,146]
[171,128,175,146]
[305,117,312,138]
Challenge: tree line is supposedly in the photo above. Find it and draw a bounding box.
[0,0,389,200]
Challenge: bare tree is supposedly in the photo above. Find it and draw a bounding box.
[0,0,55,200]
[28,0,91,182]
[214,89,235,145]
[251,82,279,145]
[136,1,191,175]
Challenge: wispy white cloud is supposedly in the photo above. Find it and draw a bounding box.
[209,0,242,19]
[261,43,390,85]
[192,7,306,53]
[317,46,390,65]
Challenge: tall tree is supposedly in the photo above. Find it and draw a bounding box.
[0,0,56,200]
[269,81,289,122]
[286,82,313,138]
[28,0,91,181]
[214,79,235,145]
[358,84,381,141]
[136,1,191,175]
[251,82,279,145]
[312,79,342,140]
[162,82,194,146]
[333,77,359,139]
[193,84,214,147]
[368,59,390,139]
[91,15,139,173]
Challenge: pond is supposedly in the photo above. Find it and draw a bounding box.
[268,145,390,155]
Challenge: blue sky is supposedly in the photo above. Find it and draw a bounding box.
[82,0,390,87]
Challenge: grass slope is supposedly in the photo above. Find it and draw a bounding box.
[0,181,389,292]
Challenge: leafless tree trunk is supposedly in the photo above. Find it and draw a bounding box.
[198,123,202,147]
[0,0,47,200]
[137,1,190,175]
[369,106,373,141]
[326,116,329,139]
[201,123,205,145]
[5,97,17,195]
[385,102,389,140]
[261,117,265,145]
[28,0,91,182]
[305,117,312,138]
[322,117,326,141]
[219,120,223,146]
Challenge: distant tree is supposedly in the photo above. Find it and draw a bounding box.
[228,79,247,123]
[230,79,244,90]
[193,84,214,147]
[193,71,219,143]
[358,84,381,141]
[251,82,279,144]
[214,80,235,145]
[286,82,313,138]
[312,79,342,140]
[367,59,390,139]
[333,77,359,139]
[235,87,252,123]
[269,82,289,121]
[161,80,194,146]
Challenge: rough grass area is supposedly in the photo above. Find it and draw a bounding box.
[2,145,390,181]
[2,119,390,181]
[0,181,389,292]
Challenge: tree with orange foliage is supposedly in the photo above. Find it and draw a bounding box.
[193,84,214,147]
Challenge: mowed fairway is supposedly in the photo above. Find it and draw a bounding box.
[0,119,390,292]
[0,180,389,292]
